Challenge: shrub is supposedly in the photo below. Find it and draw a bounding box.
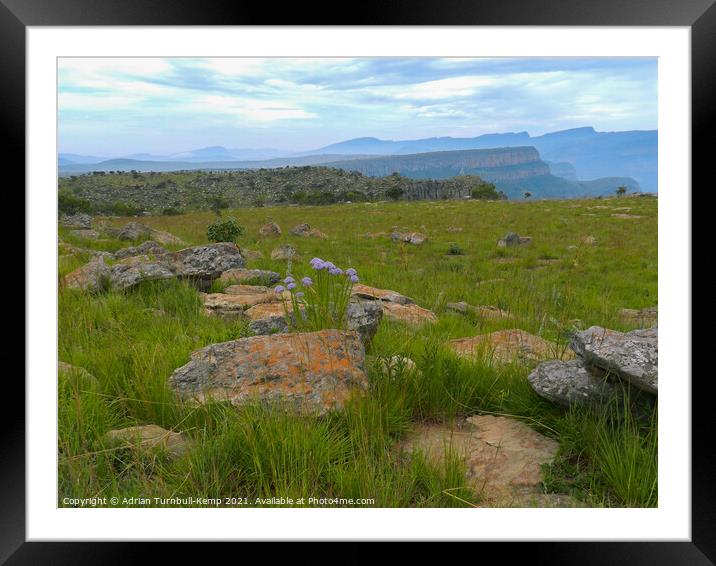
[161,207,182,216]
[206,217,245,243]
[447,243,464,255]
[470,181,501,200]
[58,189,92,215]
[386,187,404,201]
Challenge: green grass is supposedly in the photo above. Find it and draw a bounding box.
[58,195,657,507]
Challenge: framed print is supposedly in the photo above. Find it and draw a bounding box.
[9,0,713,561]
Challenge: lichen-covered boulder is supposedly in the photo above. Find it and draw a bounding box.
[109,255,176,290]
[528,358,618,408]
[351,284,415,305]
[259,222,282,237]
[218,268,280,286]
[112,240,168,260]
[168,242,246,279]
[381,302,437,327]
[449,330,573,364]
[60,213,92,229]
[570,326,658,394]
[270,245,299,261]
[63,257,111,292]
[169,330,368,414]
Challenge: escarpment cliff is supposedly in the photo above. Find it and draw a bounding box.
[324,147,551,181]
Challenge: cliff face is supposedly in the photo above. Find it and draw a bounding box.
[325,147,550,181]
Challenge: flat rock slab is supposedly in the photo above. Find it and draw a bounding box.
[449,330,574,364]
[400,415,574,507]
[446,302,512,319]
[201,288,288,314]
[112,240,167,260]
[619,307,657,327]
[570,326,658,394]
[219,268,280,286]
[351,284,414,305]
[169,329,368,414]
[105,425,191,459]
[381,302,438,327]
[610,213,643,219]
[528,358,618,408]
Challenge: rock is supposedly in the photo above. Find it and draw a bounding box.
[115,222,184,245]
[378,355,419,376]
[112,240,167,260]
[351,283,414,305]
[223,284,274,296]
[219,268,280,286]
[290,223,311,236]
[270,245,299,261]
[245,298,382,345]
[570,326,658,394]
[69,229,100,240]
[345,298,383,344]
[201,287,286,316]
[381,302,437,327]
[446,302,512,319]
[240,249,265,262]
[446,226,463,233]
[580,235,597,246]
[391,231,426,245]
[611,213,643,219]
[619,307,657,327]
[169,330,368,414]
[399,415,573,507]
[449,329,574,364]
[307,228,328,239]
[259,222,282,237]
[168,243,246,280]
[109,255,176,290]
[105,425,191,459]
[497,232,532,247]
[476,278,505,286]
[528,358,618,408]
[63,256,111,292]
[60,213,91,229]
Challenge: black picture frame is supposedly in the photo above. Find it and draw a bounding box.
[9,0,712,562]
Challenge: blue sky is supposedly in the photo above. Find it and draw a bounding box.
[58,57,657,157]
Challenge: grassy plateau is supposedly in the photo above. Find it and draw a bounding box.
[58,195,657,508]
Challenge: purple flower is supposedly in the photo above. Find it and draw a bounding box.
[350,275,359,283]
[295,291,305,298]
[283,276,295,284]
[345,268,357,277]
[301,276,313,287]
[329,267,343,276]
[324,261,336,270]
[287,282,297,290]
[310,257,325,270]
[275,285,286,293]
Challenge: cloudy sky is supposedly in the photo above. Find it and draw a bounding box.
[58,57,657,157]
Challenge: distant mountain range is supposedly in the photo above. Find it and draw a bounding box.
[59,126,657,194]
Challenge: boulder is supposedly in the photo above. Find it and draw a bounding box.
[63,257,111,292]
[497,232,532,247]
[290,223,312,236]
[449,330,574,365]
[201,287,286,316]
[69,229,100,240]
[527,358,618,408]
[570,326,658,394]
[105,424,191,459]
[307,228,328,239]
[245,302,293,334]
[446,302,512,319]
[259,222,282,237]
[169,329,368,414]
[60,213,91,229]
[351,283,414,305]
[619,307,657,327]
[270,244,299,261]
[381,302,437,327]
[399,415,576,507]
[115,222,184,245]
[218,268,280,286]
[391,231,426,245]
[167,242,246,280]
[240,249,265,262]
[109,255,176,290]
[112,240,168,260]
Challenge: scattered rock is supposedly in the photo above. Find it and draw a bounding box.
[270,245,299,261]
[570,326,658,394]
[400,415,575,507]
[580,235,597,245]
[63,256,112,292]
[105,424,191,459]
[391,231,427,245]
[115,222,184,245]
[240,249,264,262]
[446,226,463,233]
[449,330,574,364]
[381,302,437,327]
[60,213,92,229]
[112,240,168,260]
[528,358,618,408]
[219,268,280,286]
[611,213,643,219]
[619,307,657,327]
[476,278,505,286]
[307,228,328,239]
[245,302,294,334]
[497,232,532,247]
[446,302,512,319]
[109,255,176,290]
[69,229,100,240]
[259,222,282,237]
[290,223,326,238]
[351,283,415,305]
[201,286,286,316]
[169,330,368,414]
[168,243,246,280]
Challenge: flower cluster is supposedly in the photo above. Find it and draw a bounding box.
[273,258,360,332]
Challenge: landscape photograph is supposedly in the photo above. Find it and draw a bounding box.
[57,56,658,509]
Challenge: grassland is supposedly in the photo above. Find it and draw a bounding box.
[58,195,658,508]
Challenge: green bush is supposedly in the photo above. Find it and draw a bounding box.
[470,181,502,200]
[58,189,92,215]
[447,242,464,255]
[207,217,245,243]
